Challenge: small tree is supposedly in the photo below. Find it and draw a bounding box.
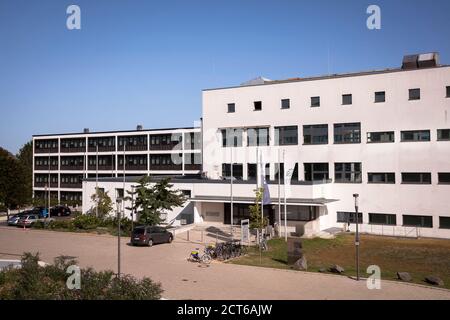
[131,176,186,226]
[90,189,113,218]
[249,188,269,231]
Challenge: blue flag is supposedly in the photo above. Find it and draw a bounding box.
[262,176,271,205]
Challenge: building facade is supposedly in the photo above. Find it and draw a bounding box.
[32,127,202,207]
[38,53,450,239]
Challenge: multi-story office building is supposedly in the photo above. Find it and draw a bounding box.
[50,52,450,238]
[32,126,202,207]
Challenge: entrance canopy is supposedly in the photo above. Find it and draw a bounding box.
[189,195,338,207]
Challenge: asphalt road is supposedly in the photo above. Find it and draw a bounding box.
[1,226,449,300]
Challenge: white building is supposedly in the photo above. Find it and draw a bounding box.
[42,52,450,239]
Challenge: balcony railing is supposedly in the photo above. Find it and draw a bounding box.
[123,164,148,171]
[150,143,181,151]
[88,165,115,171]
[34,182,58,188]
[60,183,82,189]
[60,147,86,153]
[34,165,58,171]
[60,165,84,171]
[119,145,148,152]
[150,164,182,171]
[88,146,116,152]
[35,148,58,154]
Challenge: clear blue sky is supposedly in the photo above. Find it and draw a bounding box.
[1,0,450,154]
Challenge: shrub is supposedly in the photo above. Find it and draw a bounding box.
[0,253,163,300]
[72,215,100,230]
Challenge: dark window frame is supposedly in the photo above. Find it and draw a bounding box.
[409,88,421,101]
[401,173,432,185]
[304,163,329,182]
[310,96,320,108]
[227,103,236,113]
[374,91,386,103]
[369,213,397,226]
[367,131,395,143]
[368,173,396,184]
[337,211,363,224]
[253,101,262,111]
[437,129,450,141]
[438,173,450,185]
[401,130,430,142]
[447,86,450,98]
[275,126,298,146]
[247,127,270,147]
[303,124,328,145]
[281,99,290,110]
[334,162,362,184]
[334,123,361,144]
[439,217,450,229]
[403,215,433,228]
[342,94,352,105]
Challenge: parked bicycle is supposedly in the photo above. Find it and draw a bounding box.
[259,233,269,251]
[187,248,212,265]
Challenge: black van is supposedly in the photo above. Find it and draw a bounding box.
[131,226,173,246]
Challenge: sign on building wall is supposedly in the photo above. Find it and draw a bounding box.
[241,219,250,244]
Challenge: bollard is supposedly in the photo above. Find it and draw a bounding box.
[187,230,190,242]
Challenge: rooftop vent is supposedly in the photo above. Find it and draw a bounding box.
[83,128,90,133]
[240,76,272,86]
[136,125,143,131]
[402,52,439,70]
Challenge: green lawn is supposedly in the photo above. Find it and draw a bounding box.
[229,234,450,289]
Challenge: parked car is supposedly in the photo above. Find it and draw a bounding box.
[50,205,71,217]
[7,211,31,226]
[30,207,49,218]
[17,214,39,228]
[131,226,173,246]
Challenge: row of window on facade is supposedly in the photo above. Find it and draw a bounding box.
[221,126,450,147]
[226,86,450,113]
[338,212,450,229]
[221,162,450,185]
[34,153,202,168]
[35,132,201,152]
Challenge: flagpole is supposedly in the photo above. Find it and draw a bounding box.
[260,150,264,236]
[278,148,281,237]
[283,149,287,242]
[230,147,233,238]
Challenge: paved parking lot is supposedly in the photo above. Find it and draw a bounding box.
[0,226,449,300]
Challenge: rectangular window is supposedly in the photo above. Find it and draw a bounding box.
[222,164,243,180]
[286,206,318,221]
[401,130,430,142]
[247,127,269,146]
[402,173,432,184]
[403,215,432,228]
[342,94,352,105]
[438,173,450,184]
[374,91,386,103]
[368,173,395,184]
[311,96,320,107]
[369,213,397,225]
[227,103,235,113]
[281,99,290,109]
[334,123,361,144]
[367,131,395,143]
[275,126,298,146]
[440,217,450,229]
[447,86,450,98]
[221,128,243,147]
[437,129,450,141]
[335,163,362,183]
[409,88,421,100]
[303,124,328,145]
[254,101,262,111]
[337,212,363,224]
[304,163,329,181]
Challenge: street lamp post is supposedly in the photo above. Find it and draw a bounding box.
[353,193,360,281]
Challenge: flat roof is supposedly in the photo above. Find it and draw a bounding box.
[203,65,450,92]
[33,126,200,138]
[190,195,337,206]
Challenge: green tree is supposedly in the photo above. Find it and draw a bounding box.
[90,188,113,218]
[131,176,186,226]
[249,188,269,230]
[0,147,28,212]
[16,141,33,204]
